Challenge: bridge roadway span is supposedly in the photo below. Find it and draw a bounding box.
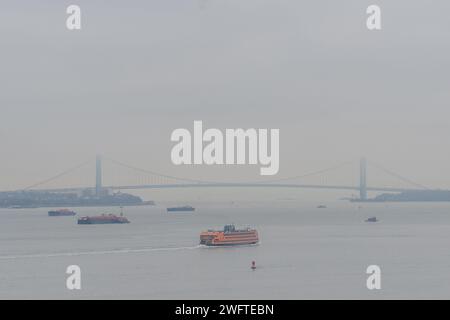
[31,183,419,193]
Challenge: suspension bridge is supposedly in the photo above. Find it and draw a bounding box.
[15,155,435,201]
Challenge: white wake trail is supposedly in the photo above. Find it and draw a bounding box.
[0,245,202,260]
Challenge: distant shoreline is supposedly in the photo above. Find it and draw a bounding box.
[1,201,156,209]
[347,190,450,203]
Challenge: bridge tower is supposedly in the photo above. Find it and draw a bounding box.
[359,157,367,200]
[96,155,102,196]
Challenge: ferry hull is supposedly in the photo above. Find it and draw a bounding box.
[203,240,259,246]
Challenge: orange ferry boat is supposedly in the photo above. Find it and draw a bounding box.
[200,224,259,246]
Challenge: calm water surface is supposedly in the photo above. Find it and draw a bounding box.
[1,201,450,299]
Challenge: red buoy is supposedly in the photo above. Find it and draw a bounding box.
[251,261,256,270]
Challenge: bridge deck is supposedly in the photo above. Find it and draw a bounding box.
[26,183,422,193]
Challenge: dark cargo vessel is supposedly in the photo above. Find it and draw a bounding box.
[166,205,195,212]
[48,209,76,216]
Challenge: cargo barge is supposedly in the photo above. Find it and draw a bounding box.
[200,224,259,246]
[48,209,76,216]
[167,205,195,212]
[77,214,129,225]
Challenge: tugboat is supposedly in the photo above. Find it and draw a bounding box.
[200,224,259,246]
[48,209,76,216]
[365,216,378,223]
[167,205,195,212]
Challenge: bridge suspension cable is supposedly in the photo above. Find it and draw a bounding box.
[103,157,356,186]
[16,155,431,194]
[103,157,221,185]
[367,160,429,190]
[258,160,354,184]
[20,160,92,191]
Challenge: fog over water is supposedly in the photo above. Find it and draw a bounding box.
[1,1,450,300]
[1,1,450,200]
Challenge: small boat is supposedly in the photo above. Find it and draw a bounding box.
[200,224,259,246]
[167,205,195,212]
[48,209,76,216]
[365,217,378,223]
[77,214,129,225]
[317,205,327,209]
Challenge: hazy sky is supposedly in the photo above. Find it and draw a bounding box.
[1,1,449,199]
